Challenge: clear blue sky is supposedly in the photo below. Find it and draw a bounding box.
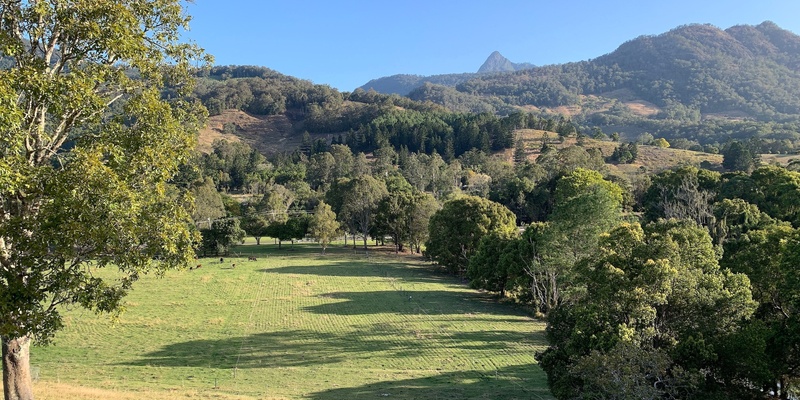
[182,0,800,92]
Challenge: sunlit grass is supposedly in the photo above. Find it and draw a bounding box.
[27,243,552,399]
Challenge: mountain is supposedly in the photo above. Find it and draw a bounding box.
[477,51,535,73]
[358,52,535,95]
[358,73,478,96]
[362,22,800,125]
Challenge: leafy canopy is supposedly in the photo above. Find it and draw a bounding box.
[0,0,208,344]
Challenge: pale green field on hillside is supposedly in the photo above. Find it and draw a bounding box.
[25,244,552,400]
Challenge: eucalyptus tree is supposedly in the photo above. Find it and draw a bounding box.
[340,175,388,249]
[0,1,208,398]
[309,201,339,254]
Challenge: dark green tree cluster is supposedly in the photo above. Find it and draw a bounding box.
[341,110,517,158]
[607,142,638,164]
[538,220,755,399]
[196,140,273,194]
[533,163,800,399]
[194,66,342,116]
[722,140,761,172]
[199,219,246,256]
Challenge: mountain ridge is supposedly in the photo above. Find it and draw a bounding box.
[477,51,535,73]
[363,21,800,124]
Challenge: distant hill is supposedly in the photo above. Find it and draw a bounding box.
[192,22,800,158]
[358,51,535,95]
[477,51,535,73]
[358,73,479,96]
[362,22,800,121]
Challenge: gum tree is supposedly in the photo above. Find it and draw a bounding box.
[0,1,208,398]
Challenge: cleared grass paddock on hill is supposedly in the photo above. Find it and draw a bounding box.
[21,243,552,400]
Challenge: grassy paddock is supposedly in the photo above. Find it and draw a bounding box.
[23,243,552,399]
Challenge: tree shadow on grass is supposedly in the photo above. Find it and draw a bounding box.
[304,290,524,317]
[263,259,458,284]
[119,328,544,370]
[308,363,553,400]
[230,242,416,259]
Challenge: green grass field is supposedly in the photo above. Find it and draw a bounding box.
[27,243,553,400]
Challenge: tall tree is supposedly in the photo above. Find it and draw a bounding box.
[641,166,720,225]
[258,184,295,226]
[722,140,759,173]
[190,177,226,223]
[425,196,516,275]
[468,232,519,297]
[721,225,800,398]
[309,201,340,254]
[340,176,388,249]
[200,219,246,256]
[406,192,439,254]
[240,213,270,245]
[0,2,207,397]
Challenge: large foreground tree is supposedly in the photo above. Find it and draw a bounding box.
[0,2,207,399]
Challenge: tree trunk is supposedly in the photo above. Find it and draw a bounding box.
[3,336,33,400]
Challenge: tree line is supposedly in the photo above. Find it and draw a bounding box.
[422,161,800,399]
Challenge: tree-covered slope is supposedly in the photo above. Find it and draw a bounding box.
[366,22,800,124]
[358,72,480,96]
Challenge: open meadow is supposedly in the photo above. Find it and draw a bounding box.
[24,242,552,400]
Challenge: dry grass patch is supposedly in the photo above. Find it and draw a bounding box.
[28,381,262,400]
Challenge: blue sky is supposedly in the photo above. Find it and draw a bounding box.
[183,0,800,91]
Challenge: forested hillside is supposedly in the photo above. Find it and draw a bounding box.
[189,65,568,158]
[362,22,800,153]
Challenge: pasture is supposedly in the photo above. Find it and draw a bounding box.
[26,243,552,399]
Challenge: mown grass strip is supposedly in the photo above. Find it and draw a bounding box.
[28,244,552,399]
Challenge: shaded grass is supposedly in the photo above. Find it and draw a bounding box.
[28,243,552,399]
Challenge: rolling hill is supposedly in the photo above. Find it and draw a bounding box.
[362,22,800,125]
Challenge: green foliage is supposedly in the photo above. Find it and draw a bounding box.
[189,177,226,222]
[240,213,270,245]
[722,140,760,172]
[719,225,800,397]
[607,142,638,164]
[641,166,721,224]
[425,196,516,275]
[258,184,295,224]
[200,140,272,193]
[406,192,440,254]
[222,122,237,134]
[0,9,207,397]
[309,201,340,253]
[749,166,800,226]
[537,221,756,399]
[467,233,519,297]
[199,219,246,256]
[265,214,308,248]
[339,176,389,249]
